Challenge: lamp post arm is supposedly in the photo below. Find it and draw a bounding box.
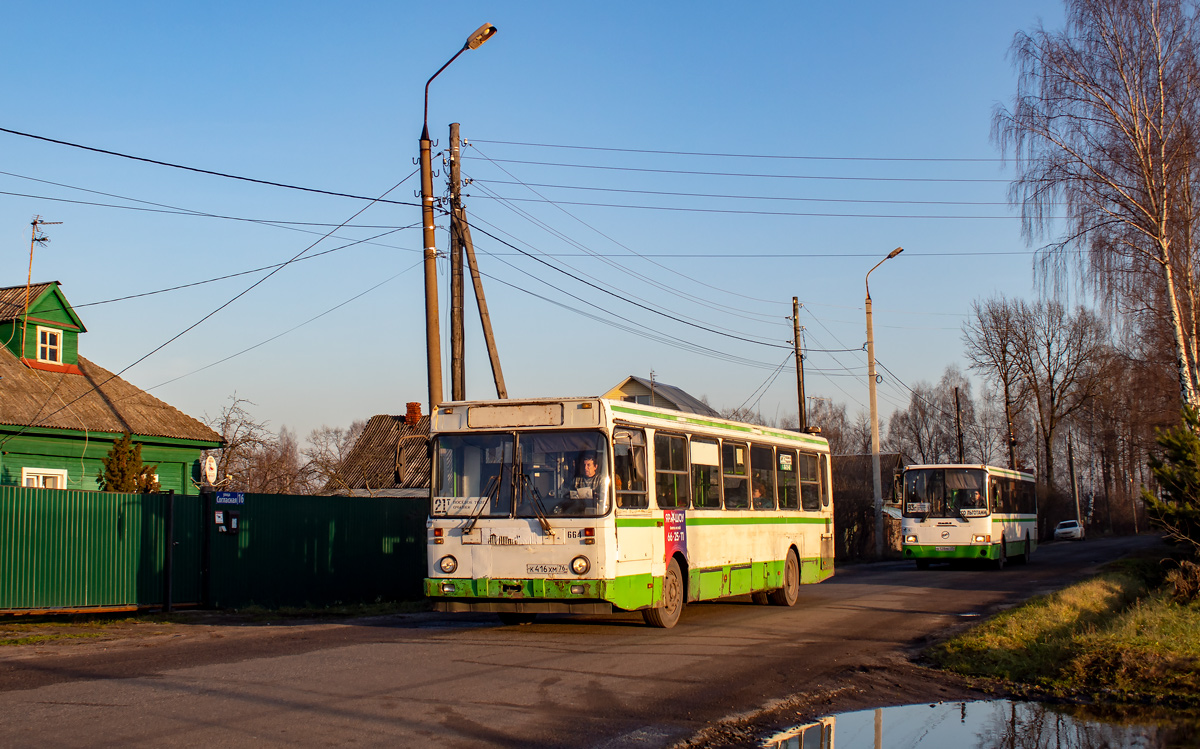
[423,47,468,139]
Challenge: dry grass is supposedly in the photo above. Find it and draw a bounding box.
[932,557,1200,704]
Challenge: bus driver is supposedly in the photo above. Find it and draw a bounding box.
[556,452,604,514]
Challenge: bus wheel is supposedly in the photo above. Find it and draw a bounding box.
[995,541,1007,570]
[643,559,684,628]
[498,612,537,626]
[915,559,930,570]
[768,550,800,606]
[751,591,770,605]
[1017,533,1032,565]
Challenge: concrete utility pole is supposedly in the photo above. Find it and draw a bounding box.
[449,123,466,401]
[418,23,497,414]
[866,246,903,559]
[793,297,806,432]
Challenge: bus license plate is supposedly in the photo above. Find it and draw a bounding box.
[935,546,954,552]
[527,563,568,575]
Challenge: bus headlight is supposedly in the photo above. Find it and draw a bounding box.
[439,555,458,574]
[904,535,917,544]
[973,534,989,543]
[570,555,590,575]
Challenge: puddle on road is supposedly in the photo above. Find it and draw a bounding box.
[763,700,1198,748]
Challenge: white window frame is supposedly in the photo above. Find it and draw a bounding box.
[22,467,69,489]
[36,325,63,364]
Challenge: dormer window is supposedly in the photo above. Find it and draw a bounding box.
[37,326,62,364]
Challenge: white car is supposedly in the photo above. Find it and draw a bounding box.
[1054,519,1085,541]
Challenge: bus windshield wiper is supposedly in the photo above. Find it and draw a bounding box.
[464,446,507,534]
[518,472,554,535]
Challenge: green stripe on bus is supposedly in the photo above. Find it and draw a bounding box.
[609,405,828,446]
[991,516,1037,524]
[615,516,828,528]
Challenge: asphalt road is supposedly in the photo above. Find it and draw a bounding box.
[0,535,1162,748]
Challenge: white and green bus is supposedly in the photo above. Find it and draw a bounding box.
[424,397,835,628]
[899,464,1037,569]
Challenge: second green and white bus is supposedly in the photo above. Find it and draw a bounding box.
[424,397,835,628]
[900,464,1037,569]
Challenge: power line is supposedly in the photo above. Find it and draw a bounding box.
[470,138,1007,163]
[462,156,1011,184]
[145,260,424,391]
[2,170,419,442]
[75,226,415,308]
[0,126,423,207]
[471,178,1015,206]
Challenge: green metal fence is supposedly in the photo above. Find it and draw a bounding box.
[0,486,427,613]
[205,493,427,609]
[0,486,201,611]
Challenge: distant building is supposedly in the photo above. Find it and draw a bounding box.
[603,375,720,417]
[0,282,222,493]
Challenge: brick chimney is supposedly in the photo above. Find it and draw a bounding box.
[406,402,422,425]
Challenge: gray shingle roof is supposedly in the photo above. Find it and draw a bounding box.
[0,346,221,444]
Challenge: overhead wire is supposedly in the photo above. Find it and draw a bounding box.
[469,138,1008,163]
[467,143,790,313]
[0,126,423,207]
[145,259,424,391]
[1,167,420,443]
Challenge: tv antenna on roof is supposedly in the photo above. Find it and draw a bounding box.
[24,216,64,355]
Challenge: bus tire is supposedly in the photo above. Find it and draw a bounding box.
[751,591,770,605]
[642,558,684,628]
[915,559,930,570]
[995,540,1007,570]
[768,549,800,606]
[498,613,537,626]
[1017,533,1032,565]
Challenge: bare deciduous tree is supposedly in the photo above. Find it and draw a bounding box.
[1012,299,1110,489]
[963,295,1031,468]
[996,0,1200,407]
[304,420,367,495]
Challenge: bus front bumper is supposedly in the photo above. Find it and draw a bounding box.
[903,544,998,560]
[425,577,614,614]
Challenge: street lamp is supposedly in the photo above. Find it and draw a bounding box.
[420,23,498,414]
[866,246,903,559]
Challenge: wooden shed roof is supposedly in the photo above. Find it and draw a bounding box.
[332,414,430,494]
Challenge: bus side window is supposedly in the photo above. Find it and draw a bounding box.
[751,444,776,510]
[691,438,722,509]
[990,479,1002,514]
[655,432,691,509]
[777,448,799,510]
[723,442,749,510]
[799,453,820,511]
[614,428,648,509]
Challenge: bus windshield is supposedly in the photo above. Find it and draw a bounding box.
[517,431,610,518]
[903,468,988,518]
[432,430,610,518]
[433,433,514,517]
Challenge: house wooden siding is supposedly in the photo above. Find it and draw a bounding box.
[0,282,221,495]
[0,429,219,495]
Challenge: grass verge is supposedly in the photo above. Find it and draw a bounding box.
[930,556,1200,706]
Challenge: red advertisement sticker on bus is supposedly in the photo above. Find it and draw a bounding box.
[664,509,687,561]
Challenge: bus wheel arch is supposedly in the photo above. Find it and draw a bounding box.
[768,547,801,606]
[643,557,685,628]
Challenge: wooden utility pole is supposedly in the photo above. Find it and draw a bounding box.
[448,123,466,401]
[446,126,507,398]
[23,217,61,358]
[793,297,806,431]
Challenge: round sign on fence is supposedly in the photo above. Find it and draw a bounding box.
[204,455,218,484]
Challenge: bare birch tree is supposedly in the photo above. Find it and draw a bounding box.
[996,0,1200,407]
[963,296,1030,468]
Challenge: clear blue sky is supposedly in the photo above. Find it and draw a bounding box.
[1,1,1067,440]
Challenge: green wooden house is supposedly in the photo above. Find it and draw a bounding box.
[0,281,222,494]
